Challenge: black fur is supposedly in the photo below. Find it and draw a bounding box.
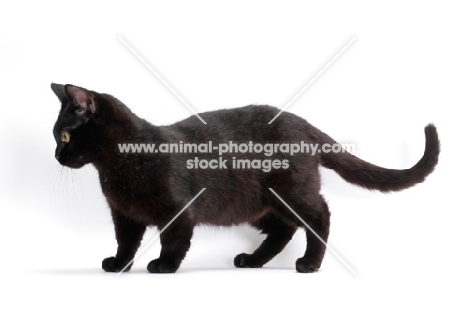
[51,83,440,273]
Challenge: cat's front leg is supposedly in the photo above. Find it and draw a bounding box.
[102,209,146,272]
[147,217,193,273]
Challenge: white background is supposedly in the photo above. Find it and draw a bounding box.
[1,1,466,310]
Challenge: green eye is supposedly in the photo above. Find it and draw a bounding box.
[61,131,70,143]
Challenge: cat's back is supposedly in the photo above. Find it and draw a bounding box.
[170,105,311,142]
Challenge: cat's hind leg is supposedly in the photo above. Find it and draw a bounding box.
[234,214,297,268]
[291,195,330,273]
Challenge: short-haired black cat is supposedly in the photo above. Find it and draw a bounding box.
[51,83,439,273]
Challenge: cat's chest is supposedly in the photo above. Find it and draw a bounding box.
[98,173,167,225]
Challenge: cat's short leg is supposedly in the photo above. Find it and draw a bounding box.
[234,214,297,268]
[294,197,330,273]
[102,209,146,272]
[147,217,193,273]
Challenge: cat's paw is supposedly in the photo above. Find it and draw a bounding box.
[102,256,132,272]
[147,258,179,273]
[295,257,320,273]
[234,253,264,268]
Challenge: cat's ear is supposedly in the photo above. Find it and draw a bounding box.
[65,85,97,114]
[51,83,68,105]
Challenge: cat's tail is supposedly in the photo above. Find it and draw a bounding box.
[316,124,440,192]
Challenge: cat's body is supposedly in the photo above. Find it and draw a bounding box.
[51,83,439,273]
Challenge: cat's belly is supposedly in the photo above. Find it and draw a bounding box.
[194,205,269,226]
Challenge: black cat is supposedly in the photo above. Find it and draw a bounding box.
[51,83,439,273]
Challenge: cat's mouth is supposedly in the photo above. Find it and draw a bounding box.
[56,155,87,169]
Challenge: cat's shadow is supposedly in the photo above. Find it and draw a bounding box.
[28,266,301,275]
[29,268,105,275]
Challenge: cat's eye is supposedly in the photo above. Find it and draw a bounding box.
[61,131,70,143]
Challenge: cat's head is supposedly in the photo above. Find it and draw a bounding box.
[51,83,108,168]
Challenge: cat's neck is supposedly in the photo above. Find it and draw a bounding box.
[91,119,167,174]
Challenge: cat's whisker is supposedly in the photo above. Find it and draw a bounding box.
[47,155,86,209]
[63,166,69,207]
[70,168,75,205]
[52,165,62,201]
[63,166,73,209]
[46,161,62,206]
[69,169,75,207]
[71,169,85,208]
[73,169,85,198]
[55,165,65,203]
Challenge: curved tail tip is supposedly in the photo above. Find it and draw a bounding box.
[424,123,440,149]
[421,123,440,173]
[425,123,437,133]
